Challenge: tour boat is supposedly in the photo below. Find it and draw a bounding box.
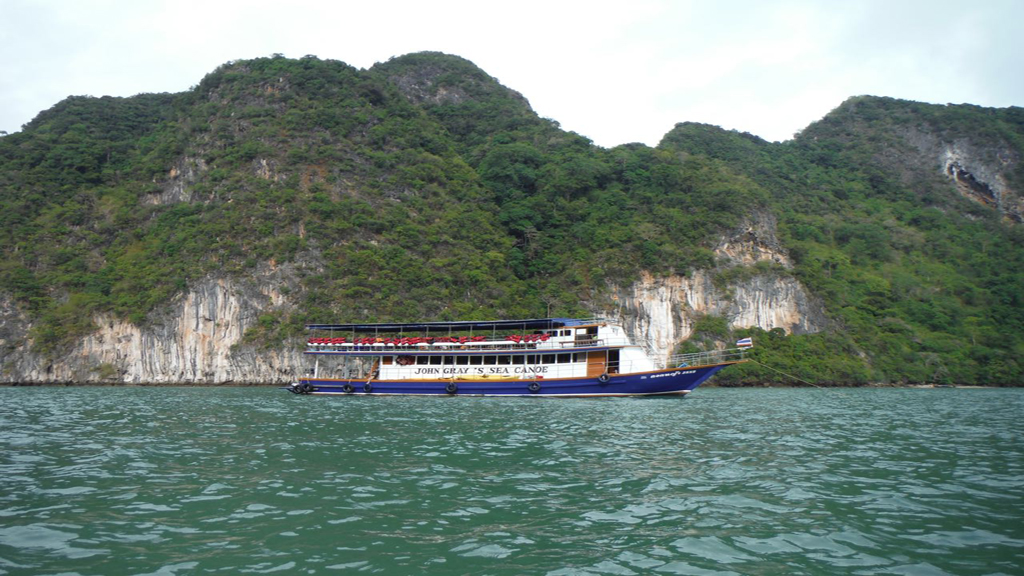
[286,318,747,397]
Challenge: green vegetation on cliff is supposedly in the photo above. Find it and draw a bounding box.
[1,53,1021,384]
[660,99,1024,385]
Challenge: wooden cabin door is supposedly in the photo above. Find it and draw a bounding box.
[586,351,607,377]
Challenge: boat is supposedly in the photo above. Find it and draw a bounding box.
[286,318,747,397]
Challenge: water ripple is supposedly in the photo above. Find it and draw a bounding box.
[0,387,1022,574]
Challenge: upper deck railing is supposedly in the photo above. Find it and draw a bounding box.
[306,334,608,352]
[664,347,749,369]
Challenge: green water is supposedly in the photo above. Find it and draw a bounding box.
[0,388,1021,575]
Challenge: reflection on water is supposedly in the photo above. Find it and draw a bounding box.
[1,387,1022,574]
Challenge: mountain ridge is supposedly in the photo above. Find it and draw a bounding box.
[1,52,1021,385]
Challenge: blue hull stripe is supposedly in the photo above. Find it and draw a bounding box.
[297,364,732,397]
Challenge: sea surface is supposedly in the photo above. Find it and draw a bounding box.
[0,387,1021,576]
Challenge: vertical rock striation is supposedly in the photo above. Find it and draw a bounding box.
[898,126,1022,223]
[0,216,825,383]
[608,270,825,365]
[605,215,827,363]
[1,275,306,384]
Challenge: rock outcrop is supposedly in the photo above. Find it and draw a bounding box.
[149,156,207,205]
[1,271,306,385]
[0,213,825,384]
[900,126,1022,222]
[608,271,825,364]
[605,216,826,363]
[939,143,1022,222]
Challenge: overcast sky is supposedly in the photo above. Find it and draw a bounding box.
[1,0,1021,147]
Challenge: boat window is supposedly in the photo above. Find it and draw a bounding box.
[573,353,584,362]
[429,356,442,365]
[470,356,482,365]
[542,354,556,364]
[443,356,454,365]
[484,356,497,365]
[557,353,571,364]
[417,356,428,365]
[511,355,524,365]
[497,356,511,365]
[526,355,537,365]
[456,356,469,366]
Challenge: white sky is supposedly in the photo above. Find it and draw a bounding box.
[1,0,1021,147]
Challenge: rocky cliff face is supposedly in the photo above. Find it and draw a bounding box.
[149,156,208,205]
[0,216,822,384]
[898,126,1022,222]
[1,269,307,384]
[606,216,826,363]
[938,142,1021,223]
[609,271,825,364]
[1,271,823,385]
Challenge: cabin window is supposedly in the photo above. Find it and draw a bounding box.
[511,355,524,365]
[443,356,454,365]
[497,356,511,365]
[573,353,584,362]
[484,356,497,365]
[382,357,393,365]
[429,356,442,365]
[470,356,482,366]
[526,355,537,365]
[557,353,571,364]
[417,356,428,365]
[542,354,556,364]
[456,356,469,366]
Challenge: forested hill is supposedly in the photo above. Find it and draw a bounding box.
[0,52,1022,385]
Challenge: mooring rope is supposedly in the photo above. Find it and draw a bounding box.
[750,359,823,389]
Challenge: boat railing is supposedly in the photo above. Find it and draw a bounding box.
[306,336,611,352]
[664,348,749,369]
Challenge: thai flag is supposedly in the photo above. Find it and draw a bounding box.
[736,337,753,348]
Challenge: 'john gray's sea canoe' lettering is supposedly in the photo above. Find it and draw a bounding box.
[412,366,550,376]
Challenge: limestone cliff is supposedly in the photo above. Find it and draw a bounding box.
[929,135,1021,223]
[0,217,824,384]
[605,216,826,364]
[799,96,1023,223]
[608,271,825,364]
[1,269,307,385]
[3,60,1021,387]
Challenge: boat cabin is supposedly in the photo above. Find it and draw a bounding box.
[303,318,655,381]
